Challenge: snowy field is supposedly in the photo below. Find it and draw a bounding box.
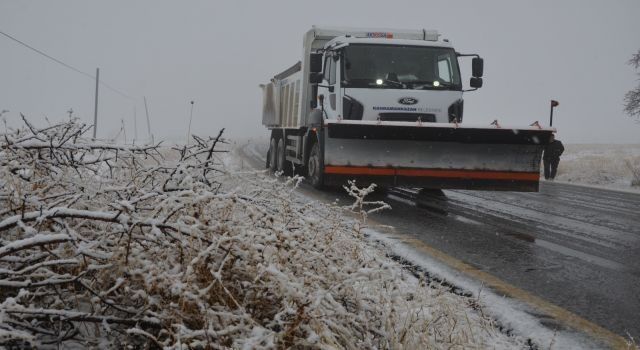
[554,144,640,192]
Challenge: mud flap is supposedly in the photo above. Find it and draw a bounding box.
[322,122,553,192]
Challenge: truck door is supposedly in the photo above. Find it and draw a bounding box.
[318,53,341,120]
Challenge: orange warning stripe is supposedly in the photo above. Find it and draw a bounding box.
[324,166,539,181]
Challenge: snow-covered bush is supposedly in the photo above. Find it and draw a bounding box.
[626,159,640,187]
[1,117,520,349]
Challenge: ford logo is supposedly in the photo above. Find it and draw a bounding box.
[398,97,418,105]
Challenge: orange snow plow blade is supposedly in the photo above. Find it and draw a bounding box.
[325,166,540,181]
[321,121,553,192]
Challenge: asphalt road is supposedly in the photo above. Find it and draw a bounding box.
[240,143,640,343]
[384,184,640,343]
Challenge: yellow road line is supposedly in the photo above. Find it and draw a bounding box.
[239,145,630,348]
[394,235,629,349]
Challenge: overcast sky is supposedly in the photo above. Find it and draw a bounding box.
[1,0,639,144]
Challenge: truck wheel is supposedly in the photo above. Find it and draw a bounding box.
[269,138,278,172]
[307,141,323,188]
[276,138,287,174]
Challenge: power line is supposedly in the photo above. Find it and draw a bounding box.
[0,29,135,100]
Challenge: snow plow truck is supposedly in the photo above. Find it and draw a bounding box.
[261,26,554,192]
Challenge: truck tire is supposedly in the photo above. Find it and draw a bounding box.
[307,141,324,188]
[269,138,278,172]
[276,138,287,174]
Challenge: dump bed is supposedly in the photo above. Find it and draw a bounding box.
[261,62,303,128]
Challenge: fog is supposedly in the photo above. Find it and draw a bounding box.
[1,0,639,144]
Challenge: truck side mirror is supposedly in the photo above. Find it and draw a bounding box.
[309,72,323,84]
[472,57,484,77]
[310,53,323,73]
[470,77,483,88]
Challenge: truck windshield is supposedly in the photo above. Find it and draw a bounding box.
[341,44,461,90]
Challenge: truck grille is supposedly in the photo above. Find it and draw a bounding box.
[378,113,436,122]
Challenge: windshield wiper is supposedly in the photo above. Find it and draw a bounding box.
[366,79,408,89]
[411,80,455,90]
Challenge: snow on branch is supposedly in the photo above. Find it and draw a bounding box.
[0,233,72,258]
[343,180,391,225]
[1,116,522,348]
[1,116,230,347]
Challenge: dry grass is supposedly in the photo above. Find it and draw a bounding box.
[554,144,640,189]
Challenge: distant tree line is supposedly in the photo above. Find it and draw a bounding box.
[625,49,640,119]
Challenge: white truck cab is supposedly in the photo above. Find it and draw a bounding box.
[317,34,466,124]
[261,26,553,192]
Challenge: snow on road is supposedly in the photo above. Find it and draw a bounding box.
[362,228,613,350]
[236,141,635,349]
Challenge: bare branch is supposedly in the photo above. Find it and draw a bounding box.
[3,308,162,329]
[624,85,640,118]
[0,233,72,259]
[624,50,640,118]
[629,49,640,69]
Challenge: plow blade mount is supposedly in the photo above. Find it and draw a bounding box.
[322,121,554,192]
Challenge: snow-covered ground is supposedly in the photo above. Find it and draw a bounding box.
[2,117,637,348]
[554,144,640,192]
[238,140,637,350]
[225,152,529,349]
[1,119,527,349]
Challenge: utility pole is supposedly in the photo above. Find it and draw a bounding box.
[133,106,138,144]
[121,119,127,143]
[549,100,559,126]
[186,100,194,145]
[93,68,100,139]
[143,96,153,144]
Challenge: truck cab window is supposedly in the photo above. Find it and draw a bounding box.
[323,57,333,83]
[342,44,461,89]
[437,55,453,83]
[329,58,337,85]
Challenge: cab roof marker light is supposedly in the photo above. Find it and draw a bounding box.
[366,32,393,39]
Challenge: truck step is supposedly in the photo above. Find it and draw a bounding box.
[285,156,303,164]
